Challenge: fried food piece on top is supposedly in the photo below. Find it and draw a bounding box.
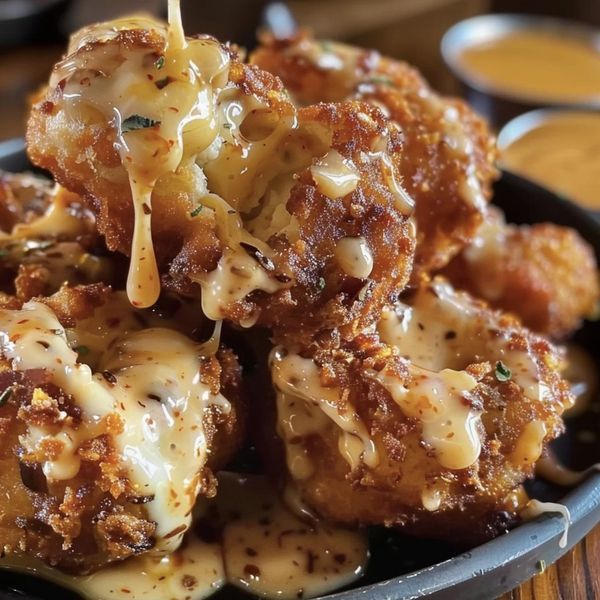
[251,33,498,273]
[442,207,600,339]
[27,18,416,342]
[0,285,244,573]
[264,278,572,543]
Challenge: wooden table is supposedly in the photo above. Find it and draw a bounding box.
[2,42,599,600]
[499,524,600,599]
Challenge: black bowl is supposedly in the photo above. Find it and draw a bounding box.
[1,139,600,600]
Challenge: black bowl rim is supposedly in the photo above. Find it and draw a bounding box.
[1,139,600,600]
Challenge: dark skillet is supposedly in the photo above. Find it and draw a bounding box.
[0,139,599,600]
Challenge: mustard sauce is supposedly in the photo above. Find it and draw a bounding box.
[458,31,600,104]
[500,112,600,209]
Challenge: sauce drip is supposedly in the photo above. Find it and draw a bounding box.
[501,112,600,210]
[0,473,368,600]
[271,348,379,479]
[0,299,230,553]
[52,10,230,308]
[458,31,600,104]
[521,500,571,548]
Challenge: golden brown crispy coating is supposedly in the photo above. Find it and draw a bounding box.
[0,172,53,232]
[442,208,600,339]
[27,23,416,342]
[0,286,244,573]
[252,32,498,272]
[0,175,114,301]
[246,101,415,346]
[263,278,572,543]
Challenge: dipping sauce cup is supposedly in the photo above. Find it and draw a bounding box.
[442,14,600,127]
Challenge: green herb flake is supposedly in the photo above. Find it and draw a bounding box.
[495,360,512,382]
[155,55,165,70]
[75,345,90,355]
[0,249,7,258]
[317,277,326,291]
[190,206,203,218]
[0,386,13,407]
[121,115,161,133]
[319,41,333,53]
[366,75,394,86]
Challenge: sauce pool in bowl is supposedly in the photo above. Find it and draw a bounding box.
[457,30,600,106]
[498,111,600,211]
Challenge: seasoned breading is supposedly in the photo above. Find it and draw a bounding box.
[252,32,498,272]
[442,207,600,338]
[0,286,244,573]
[262,279,572,543]
[27,20,416,343]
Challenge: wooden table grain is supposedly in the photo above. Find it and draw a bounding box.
[1,41,599,600]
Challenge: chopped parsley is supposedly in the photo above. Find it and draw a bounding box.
[319,41,333,53]
[190,205,203,218]
[366,75,394,86]
[0,386,13,407]
[317,277,326,291]
[155,55,165,70]
[75,345,90,355]
[495,361,512,382]
[121,115,160,133]
[0,249,7,258]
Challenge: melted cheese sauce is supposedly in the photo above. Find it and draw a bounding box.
[271,348,379,479]
[376,279,561,476]
[501,112,600,210]
[458,31,600,104]
[521,499,571,548]
[335,236,373,279]
[52,10,229,308]
[310,149,360,198]
[376,366,481,470]
[0,473,368,600]
[0,299,229,553]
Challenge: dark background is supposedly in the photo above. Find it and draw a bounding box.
[0,0,598,140]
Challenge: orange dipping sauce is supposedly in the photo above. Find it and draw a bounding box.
[458,30,600,105]
[500,112,600,210]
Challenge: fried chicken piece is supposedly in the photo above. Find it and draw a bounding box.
[0,174,114,301]
[442,207,600,339]
[262,278,572,544]
[0,285,244,573]
[252,33,498,272]
[0,171,54,232]
[27,18,416,343]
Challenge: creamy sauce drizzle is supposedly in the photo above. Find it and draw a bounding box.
[334,236,373,279]
[0,299,229,553]
[0,473,368,600]
[310,149,360,199]
[271,348,379,479]
[521,500,571,548]
[52,10,230,308]
[376,278,561,475]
